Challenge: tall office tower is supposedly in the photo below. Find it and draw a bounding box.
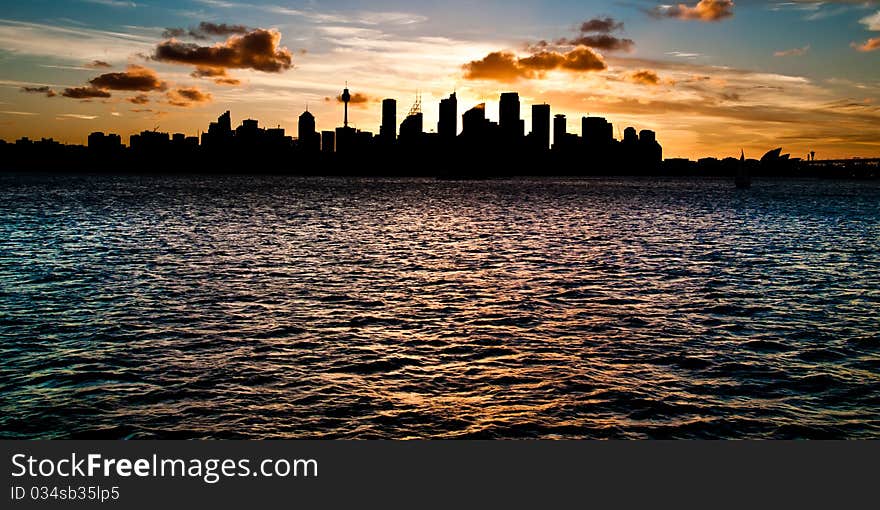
[553,114,566,149]
[399,112,424,143]
[531,104,551,151]
[499,92,523,139]
[438,92,458,139]
[582,116,613,145]
[218,110,231,134]
[298,110,319,152]
[321,130,335,153]
[462,103,487,135]
[381,99,397,142]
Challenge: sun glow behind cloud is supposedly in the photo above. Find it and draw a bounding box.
[0,1,878,159]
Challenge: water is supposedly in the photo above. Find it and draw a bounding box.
[1,174,878,439]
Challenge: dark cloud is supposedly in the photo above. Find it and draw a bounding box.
[552,17,634,52]
[463,46,606,82]
[162,28,187,39]
[153,28,293,73]
[560,34,635,52]
[62,87,112,99]
[21,86,57,97]
[198,22,250,37]
[336,92,371,107]
[652,0,735,22]
[163,22,251,40]
[127,94,150,105]
[166,87,213,107]
[579,17,625,33]
[89,65,167,92]
[628,70,661,85]
[86,60,112,68]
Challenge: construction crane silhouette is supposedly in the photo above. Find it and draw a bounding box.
[407,92,422,117]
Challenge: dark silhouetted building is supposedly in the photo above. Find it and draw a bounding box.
[399,112,423,144]
[531,104,550,151]
[500,92,523,139]
[438,92,457,139]
[582,116,613,145]
[553,114,566,150]
[381,99,397,142]
[639,129,662,165]
[130,130,170,152]
[88,132,122,152]
[335,126,355,154]
[321,130,335,153]
[298,110,319,152]
[462,103,488,136]
[202,110,234,148]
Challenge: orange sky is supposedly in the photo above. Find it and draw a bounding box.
[1,0,879,160]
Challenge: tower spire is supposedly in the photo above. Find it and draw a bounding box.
[341,84,351,128]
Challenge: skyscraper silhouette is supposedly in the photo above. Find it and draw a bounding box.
[439,92,458,139]
[298,109,319,153]
[462,103,487,136]
[500,92,523,139]
[553,114,566,150]
[532,104,551,151]
[399,112,423,144]
[321,130,335,153]
[381,99,397,142]
[582,117,613,145]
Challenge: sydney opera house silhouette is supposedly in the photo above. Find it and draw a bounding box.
[1,87,877,179]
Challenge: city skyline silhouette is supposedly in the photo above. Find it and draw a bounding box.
[3,84,878,179]
[2,1,879,159]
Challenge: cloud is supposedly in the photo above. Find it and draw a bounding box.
[81,0,136,7]
[166,87,213,107]
[560,34,635,52]
[153,28,293,73]
[335,92,371,107]
[861,10,880,31]
[190,66,242,85]
[852,37,880,52]
[555,17,634,52]
[163,22,251,40]
[653,0,736,22]
[628,70,661,85]
[127,94,150,104]
[579,17,625,33]
[774,45,810,57]
[464,46,606,82]
[21,86,57,97]
[58,113,98,120]
[62,86,111,99]
[463,52,527,82]
[86,60,112,68]
[89,65,167,91]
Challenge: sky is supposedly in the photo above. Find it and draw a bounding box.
[1,0,879,159]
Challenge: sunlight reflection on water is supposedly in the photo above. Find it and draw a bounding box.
[1,175,878,439]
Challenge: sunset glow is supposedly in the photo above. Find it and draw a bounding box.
[2,0,879,159]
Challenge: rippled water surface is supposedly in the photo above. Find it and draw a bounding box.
[1,175,878,439]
